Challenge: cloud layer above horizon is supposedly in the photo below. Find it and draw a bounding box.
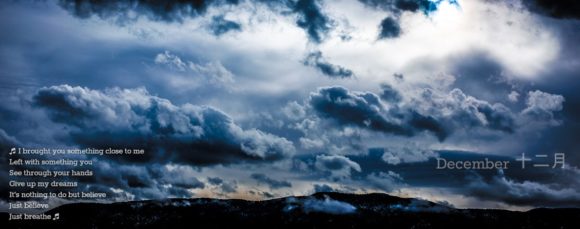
[0,0,579,210]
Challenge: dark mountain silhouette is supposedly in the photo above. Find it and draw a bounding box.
[4,192,580,228]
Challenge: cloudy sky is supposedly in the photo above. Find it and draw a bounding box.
[1,0,579,211]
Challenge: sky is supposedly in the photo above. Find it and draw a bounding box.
[1,0,579,211]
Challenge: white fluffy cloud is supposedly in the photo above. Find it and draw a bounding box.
[521,90,565,126]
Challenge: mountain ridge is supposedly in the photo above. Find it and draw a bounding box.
[5,192,580,228]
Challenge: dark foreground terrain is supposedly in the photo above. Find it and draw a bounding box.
[4,192,580,228]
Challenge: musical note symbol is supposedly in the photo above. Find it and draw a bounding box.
[10,148,16,155]
[53,213,59,220]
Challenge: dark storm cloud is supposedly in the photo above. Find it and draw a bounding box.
[251,173,292,189]
[32,85,295,165]
[315,154,361,179]
[303,51,353,78]
[308,86,448,140]
[220,180,238,193]
[58,0,240,23]
[309,86,407,135]
[447,52,511,104]
[380,83,402,103]
[349,150,503,187]
[306,84,559,142]
[208,15,242,36]
[312,184,337,193]
[358,0,458,15]
[44,161,208,202]
[123,166,156,188]
[418,87,564,136]
[416,88,516,134]
[378,17,401,39]
[366,171,403,192]
[149,166,205,189]
[89,163,151,190]
[58,0,333,43]
[446,50,575,164]
[206,176,237,193]
[517,16,580,165]
[260,191,275,198]
[349,150,580,208]
[523,0,580,19]
[465,170,580,207]
[290,0,332,43]
[1,0,576,211]
[358,0,423,12]
[207,177,224,185]
[219,181,238,193]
